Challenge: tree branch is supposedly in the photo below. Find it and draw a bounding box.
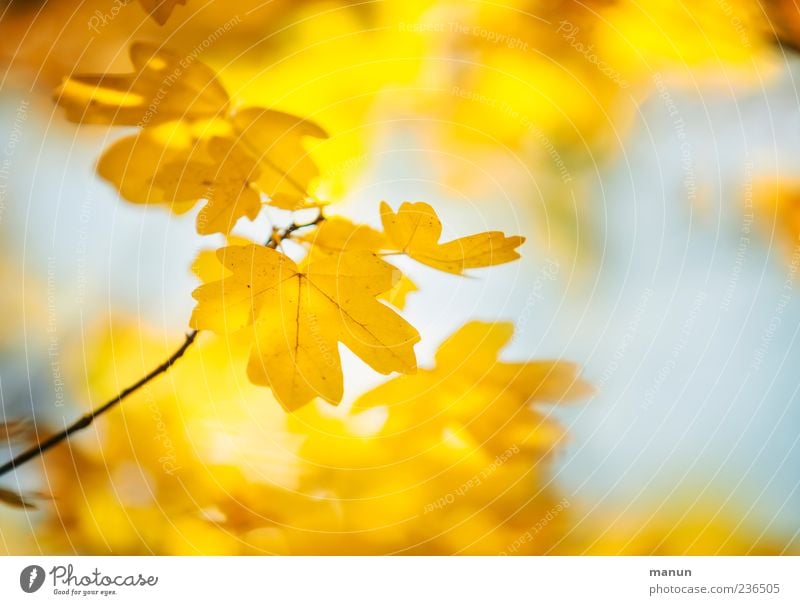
[0,214,327,481]
[265,211,325,247]
[0,330,198,479]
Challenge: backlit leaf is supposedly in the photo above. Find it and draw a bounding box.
[232,107,328,207]
[380,201,525,274]
[55,42,229,126]
[190,245,419,409]
[153,136,263,234]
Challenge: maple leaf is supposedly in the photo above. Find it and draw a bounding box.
[152,136,263,234]
[232,107,328,208]
[190,245,420,410]
[354,321,592,457]
[297,216,387,261]
[97,121,197,211]
[297,217,417,308]
[96,109,327,234]
[138,0,187,25]
[379,274,418,310]
[55,42,229,126]
[380,201,525,274]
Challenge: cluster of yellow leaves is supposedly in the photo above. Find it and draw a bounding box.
[56,42,327,235]
[54,38,527,413]
[13,318,790,555]
[15,318,588,555]
[203,0,778,265]
[192,246,420,408]
[190,202,524,410]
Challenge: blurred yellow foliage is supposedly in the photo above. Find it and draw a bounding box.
[753,178,800,260]
[9,318,587,555]
[11,318,786,555]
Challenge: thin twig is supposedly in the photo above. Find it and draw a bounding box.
[0,216,326,481]
[265,211,325,247]
[0,330,198,479]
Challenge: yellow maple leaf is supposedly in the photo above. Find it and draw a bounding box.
[297,216,386,261]
[296,217,417,308]
[96,110,324,232]
[379,274,418,310]
[231,107,328,208]
[190,245,420,409]
[55,42,229,126]
[138,0,187,25]
[152,136,263,234]
[190,235,253,284]
[354,321,592,458]
[380,201,525,274]
[96,121,197,210]
[148,109,330,228]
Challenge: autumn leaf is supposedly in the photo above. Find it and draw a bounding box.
[97,121,198,210]
[301,207,524,278]
[191,235,252,284]
[431,321,593,403]
[190,245,419,409]
[380,201,525,274]
[97,110,326,233]
[354,321,592,457]
[379,274,418,310]
[232,107,328,208]
[138,0,187,25]
[297,217,416,308]
[55,42,229,126]
[297,216,387,262]
[153,136,263,234]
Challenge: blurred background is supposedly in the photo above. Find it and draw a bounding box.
[0,0,799,554]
